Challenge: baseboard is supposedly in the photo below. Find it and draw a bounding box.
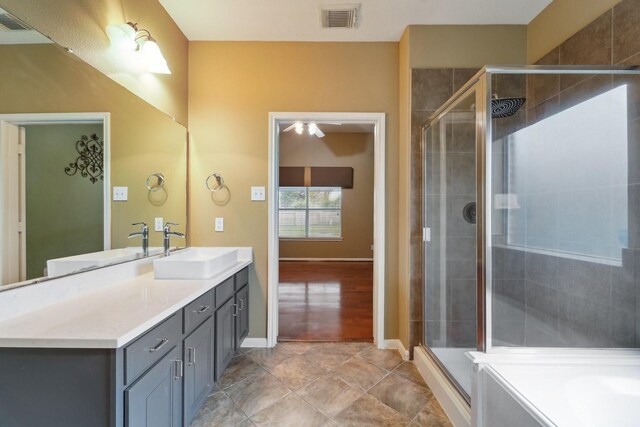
[279,258,374,262]
[380,339,410,360]
[413,346,471,427]
[240,338,269,348]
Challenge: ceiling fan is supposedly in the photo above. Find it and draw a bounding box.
[281,121,341,138]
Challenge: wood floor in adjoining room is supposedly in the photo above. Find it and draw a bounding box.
[278,261,373,342]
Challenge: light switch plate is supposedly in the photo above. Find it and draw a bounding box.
[251,186,265,201]
[154,217,164,232]
[113,186,128,201]
[215,217,224,232]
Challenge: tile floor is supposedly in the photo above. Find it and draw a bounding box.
[191,342,453,427]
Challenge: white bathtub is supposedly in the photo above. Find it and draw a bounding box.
[469,351,640,427]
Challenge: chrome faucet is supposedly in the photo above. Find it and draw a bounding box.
[128,222,149,257]
[163,222,185,256]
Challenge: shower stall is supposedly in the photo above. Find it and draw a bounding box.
[421,66,640,407]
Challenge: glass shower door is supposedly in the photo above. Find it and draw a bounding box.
[423,88,478,398]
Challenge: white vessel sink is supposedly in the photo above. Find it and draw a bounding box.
[47,247,163,278]
[153,247,240,280]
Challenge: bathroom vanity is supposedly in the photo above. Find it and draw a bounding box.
[0,247,252,427]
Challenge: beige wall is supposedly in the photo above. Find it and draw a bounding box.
[398,28,412,349]
[0,43,187,251]
[408,25,528,68]
[188,42,399,339]
[527,0,623,63]
[0,0,189,124]
[279,132,374,259]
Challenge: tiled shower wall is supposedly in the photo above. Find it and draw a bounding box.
[492,0,640,348]
[411,0,640,355]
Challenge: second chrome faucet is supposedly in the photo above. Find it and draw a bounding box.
[163,222,185,256]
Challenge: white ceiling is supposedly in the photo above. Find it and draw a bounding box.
[159,0,553,42]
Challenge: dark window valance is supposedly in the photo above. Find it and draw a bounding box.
[279,166,353,188]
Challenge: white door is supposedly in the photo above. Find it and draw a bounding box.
[0,121,25,285]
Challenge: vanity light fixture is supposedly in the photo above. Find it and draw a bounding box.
[106,22,171,75]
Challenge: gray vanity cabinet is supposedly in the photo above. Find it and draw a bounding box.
[0,267,250,427]
[125,345,183,427]
[235,284,249,349]
[215,296,236,380]
[183,318,215,425]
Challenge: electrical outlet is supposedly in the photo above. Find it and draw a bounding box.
[251,186,265,201]
[215,217,224,232]
[154,217,164,232]
[113,186,128,201]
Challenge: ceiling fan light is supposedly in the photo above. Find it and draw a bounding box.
[294,122,304,134]
[307,122,318,135]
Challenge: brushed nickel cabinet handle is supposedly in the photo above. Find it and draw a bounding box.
[174,360,183,379]
[239,298,244,310]
[232,304,238,317]
[195,305,210,314]
[149,338,169,353]
[187,346,195,365]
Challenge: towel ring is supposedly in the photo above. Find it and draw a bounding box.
[146,172,165,192]
[206,173,225,192]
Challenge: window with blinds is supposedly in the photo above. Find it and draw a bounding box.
[278,187,342,238]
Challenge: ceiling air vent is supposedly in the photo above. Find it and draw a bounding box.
[0,12,30,31]
[321,4,359,29]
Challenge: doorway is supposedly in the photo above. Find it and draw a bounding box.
[0,113,110,284]
[267,112,386,347]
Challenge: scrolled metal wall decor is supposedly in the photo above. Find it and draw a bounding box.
[64,133,104,184]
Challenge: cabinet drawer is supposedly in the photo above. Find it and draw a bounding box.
[183,291,214,334]
[125,313,181,385]
[215,277,234,307]
[235,267,249,290]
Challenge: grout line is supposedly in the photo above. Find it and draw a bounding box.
[610,8,614,66]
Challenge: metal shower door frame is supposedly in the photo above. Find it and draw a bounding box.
[421,77,486,402]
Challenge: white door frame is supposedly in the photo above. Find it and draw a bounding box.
[267,112,386,348]
[0,112,111,250]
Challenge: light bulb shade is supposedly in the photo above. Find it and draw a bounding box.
[307,123,318,135]
[140,39,171,74]
[294,122,304,134]
[106,23,137,52]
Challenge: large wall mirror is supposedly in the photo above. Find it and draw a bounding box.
[0,6,187,288]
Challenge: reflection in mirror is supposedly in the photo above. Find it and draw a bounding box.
[0,118,107,283]
[0,8,187,288]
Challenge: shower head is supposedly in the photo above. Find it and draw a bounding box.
[491,97,526,119]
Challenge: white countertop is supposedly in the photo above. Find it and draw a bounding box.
[0,249,252,349]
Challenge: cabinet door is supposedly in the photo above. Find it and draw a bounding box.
[184,318,215,426]
[235,285,249,349]
[215,297,236,380]
[126,345,182,427]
